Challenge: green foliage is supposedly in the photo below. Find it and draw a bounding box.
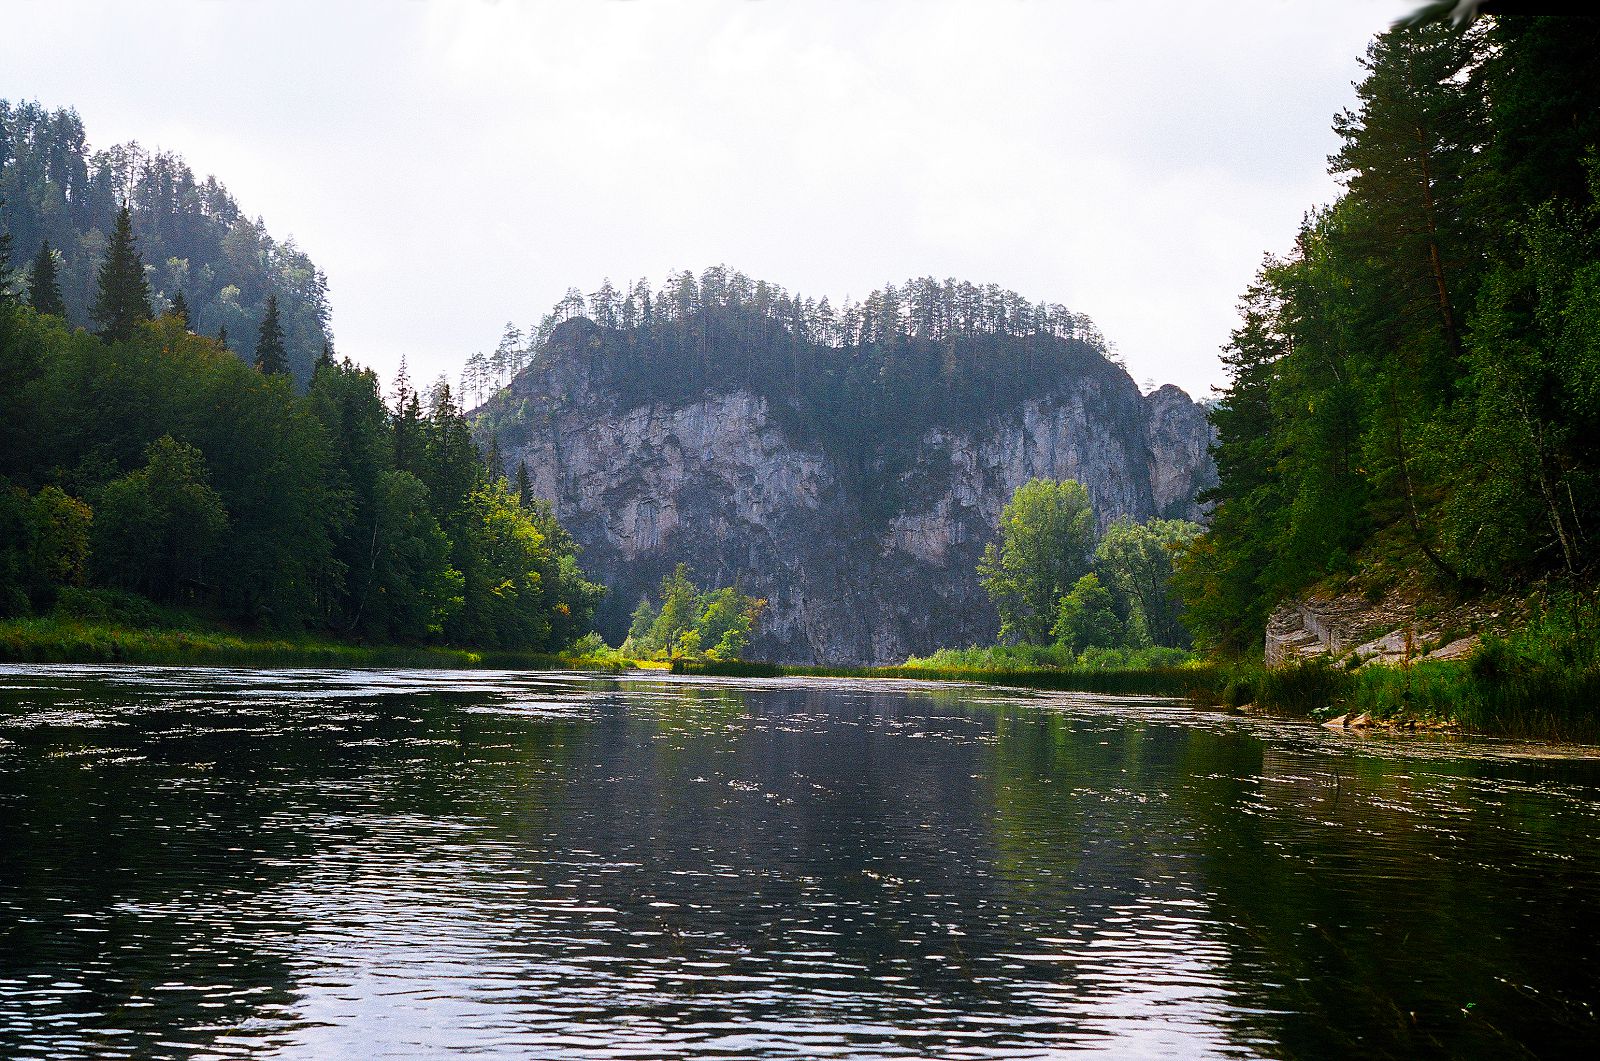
[26,485,92,603]
[978,478,1095,644]
[90,206,151,343]
[27,239,65,319]
[253,293,287,375]
[51,587,168,628]
[620,564,766,661]
[1178,19,1600,657]
[1092,517,1201,647]
[1050,573,1122,654]
[1,100,330,383]
[904,641,1195,673]
[0,296,602,653]
[93,436,228,601]
[363,470,462,640]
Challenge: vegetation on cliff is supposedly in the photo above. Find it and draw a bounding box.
[620,564,767,662]
[1175,16,1600,657]
[468,273,1154,510]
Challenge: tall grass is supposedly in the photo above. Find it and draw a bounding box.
[672,657,1212,696]
[0,616,638,673]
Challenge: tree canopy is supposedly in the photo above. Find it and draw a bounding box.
[0,99,330,383]
[0,295,603,651]
[978,479,1097,645]
[1175,16,1600,655]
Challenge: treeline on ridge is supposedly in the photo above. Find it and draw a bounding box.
[472,271,1129,466]
[0,99,329,384]
[1178,16,1600,654]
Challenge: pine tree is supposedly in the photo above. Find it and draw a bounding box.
[485,434,503,481]
[0,197,12,304]
[516,461,533,508]
[168,288,190,327]
[90,206,152,342]
[392,358,424,476]
[28,240,67,319]
[254,293,288,375]
[217,324,229,350]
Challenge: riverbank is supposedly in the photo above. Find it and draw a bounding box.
[0,616,642,672]
[7,616,1595,743]
[677,635,1599,743]
[672,658,1214,697]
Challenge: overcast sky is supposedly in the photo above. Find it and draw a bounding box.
[4,0,1414,399]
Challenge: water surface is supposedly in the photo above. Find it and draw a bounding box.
[2,664,1598,1059]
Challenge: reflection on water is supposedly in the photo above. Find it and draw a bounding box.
[1,665,1598,1059]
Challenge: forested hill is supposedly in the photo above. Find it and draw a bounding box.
[470,272,1128,461]
[0,100,329,383]
[1176,15,1600,656]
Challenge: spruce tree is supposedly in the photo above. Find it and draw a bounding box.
[168,288,190,327]
[485,434,502,481]
[392,358,424,475]
[28,240,67,319]
[217,324,229,350]
[254,293,288,375]
[0,201,12,305]
[316,340,334,372]
[516,461,533,508]
[91,206,152,342]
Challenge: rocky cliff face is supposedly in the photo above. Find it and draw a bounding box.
[487,320,1215,664]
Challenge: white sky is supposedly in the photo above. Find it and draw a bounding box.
[3,0,1413,399]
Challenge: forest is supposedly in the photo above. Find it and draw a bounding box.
[0,100,330,384]
[1176,16,1600,657]
[0,209,602,653]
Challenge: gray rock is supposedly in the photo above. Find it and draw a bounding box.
[487,326,1215,664]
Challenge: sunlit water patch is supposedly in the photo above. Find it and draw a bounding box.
[2,664,1599,1059]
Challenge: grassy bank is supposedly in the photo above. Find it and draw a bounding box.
[670,657,1215,697]
[1189,590,1600,741]
[0,615,639,672]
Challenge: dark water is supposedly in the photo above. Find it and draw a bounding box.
[2,666,1599,1059]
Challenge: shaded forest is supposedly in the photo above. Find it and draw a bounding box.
[1177,15,1600,655]
[0,100,329,383]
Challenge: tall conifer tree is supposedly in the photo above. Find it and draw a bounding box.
[516,461,533,508]
[0,197,12,304]
[485,434,502,482]
[168,288,190,327]
[254,293,288,375]
[28,240,67,319]
[91,206,152,342]
[217,324,229,350]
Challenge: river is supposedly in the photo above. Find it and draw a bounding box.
[1,664,1597,1059]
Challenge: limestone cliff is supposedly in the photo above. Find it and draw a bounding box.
[481,318,1215,664]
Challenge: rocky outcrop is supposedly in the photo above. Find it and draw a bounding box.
[1266,592,1488,668]
[487,321,1216,665]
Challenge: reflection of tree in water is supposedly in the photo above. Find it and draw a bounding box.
[1175,734,1600,1059]
[7,671,1600,1058]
